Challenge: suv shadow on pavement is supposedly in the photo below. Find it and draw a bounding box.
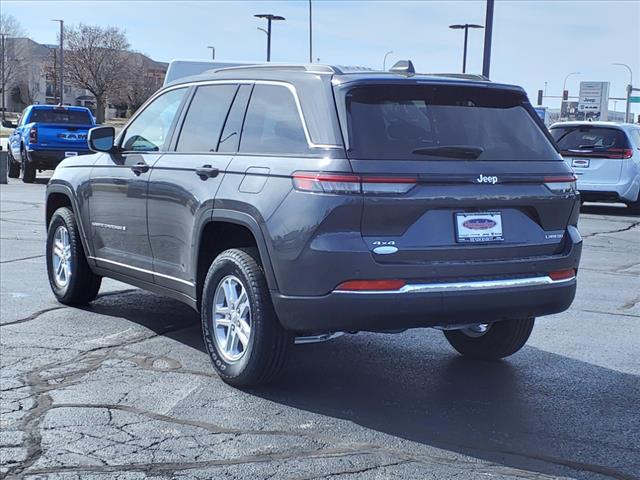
[84,289,638,480]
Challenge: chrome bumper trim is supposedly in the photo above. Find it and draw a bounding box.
[334,275,575,295]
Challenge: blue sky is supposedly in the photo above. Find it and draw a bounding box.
[4,0,639,115]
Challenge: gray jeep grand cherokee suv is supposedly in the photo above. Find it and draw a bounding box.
[45,64,582,386]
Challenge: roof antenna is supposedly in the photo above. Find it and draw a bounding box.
[389,60,415,76]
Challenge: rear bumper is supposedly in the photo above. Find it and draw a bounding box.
[273,276,576,333]
[273,226,582,334]
[577,178,639,203]
[26,149,90,169]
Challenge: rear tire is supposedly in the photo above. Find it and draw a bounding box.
[444,318,535,360]
[7,150,20,178]
[46,207,102,305]
[20,148,35,183]
[201,248,291,387]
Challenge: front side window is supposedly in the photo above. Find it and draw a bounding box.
[122,88,187,152]
[176,84,238,152]
[344,85,559,161]
[239,84,308,155]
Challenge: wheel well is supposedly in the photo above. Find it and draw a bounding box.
[46,193,73,226]
[196,222,259,303]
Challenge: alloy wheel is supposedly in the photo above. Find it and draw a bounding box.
[213,275,251,362]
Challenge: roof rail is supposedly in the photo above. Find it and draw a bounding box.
[427,73,490,81]
[213,63,339,74]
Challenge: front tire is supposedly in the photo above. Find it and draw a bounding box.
[7,150,20,178]
[46,207,102,305]
[443,318,535,360]
[20,148,36,183]
[201,248,291,387]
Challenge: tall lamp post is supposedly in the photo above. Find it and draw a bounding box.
[254,14,285,62]
[207,46,216,60]
[51,19,64,105]
[0,33,6,120]
[308,0,313,63]
[383,50,393,71]
[449,23,484,73]
[612,63,633,123]
[563,71,581,94]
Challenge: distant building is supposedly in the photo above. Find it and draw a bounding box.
[1,37,167,119]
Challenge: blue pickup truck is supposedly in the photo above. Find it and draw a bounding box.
[3,105,95,183]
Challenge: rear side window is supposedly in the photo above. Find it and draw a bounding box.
[176,84,237,152]
[343,85,558,161]
[239,84,308,155]
[550,126,630,153]
[30,109,91,124]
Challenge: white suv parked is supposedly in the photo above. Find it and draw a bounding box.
[550,122,640,212]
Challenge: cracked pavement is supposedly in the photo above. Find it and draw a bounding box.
[1,178,639,480]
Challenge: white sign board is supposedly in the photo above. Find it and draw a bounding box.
[578,81,609,121]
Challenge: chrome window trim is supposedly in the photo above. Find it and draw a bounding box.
[89,256,195,287]
[334,275,575,295]
[124,79,342,151]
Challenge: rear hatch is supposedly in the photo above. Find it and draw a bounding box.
[550,125,631,185]
[29,108,92,151]
[337,81,577,266]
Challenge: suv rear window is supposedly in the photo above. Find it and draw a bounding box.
[344,85,558,161]
[550,126,630,155]
[30,109,91,124]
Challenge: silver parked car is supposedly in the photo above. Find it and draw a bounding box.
[550,121,640,212]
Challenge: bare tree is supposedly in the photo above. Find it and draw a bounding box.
[1,14,27,112]
[122,52,163,114]
[63,23,130,123]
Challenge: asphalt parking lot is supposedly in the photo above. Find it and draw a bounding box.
[1,177,639,480]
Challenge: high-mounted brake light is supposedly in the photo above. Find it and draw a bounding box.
[549,269,576,281]
[336,279,406,291]
[29,127,38,144]
[544,175,576,194]
[292,172,417,195]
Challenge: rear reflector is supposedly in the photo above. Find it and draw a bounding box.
[549,269,576,281]
[336,279,406,291]
[292,172,417,195]
[544,175,576,194]
[29,127,38,144]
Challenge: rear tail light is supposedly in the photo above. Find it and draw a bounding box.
[549,269,576,281]
[292,172,417,195]
[606,148,633,159]
[336,279,406,291]
[29,127,38,143]
[544,175,576,194]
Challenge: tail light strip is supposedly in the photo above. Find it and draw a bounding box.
[293,172,417,195]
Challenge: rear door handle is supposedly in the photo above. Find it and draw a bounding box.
[195,165,219,179]
[131,161,149,175]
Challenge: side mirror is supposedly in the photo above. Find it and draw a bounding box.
[88,126,116,153]
[1,120,17,129]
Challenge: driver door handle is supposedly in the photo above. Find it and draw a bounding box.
[195,165,219,179]
[131,161,149,175]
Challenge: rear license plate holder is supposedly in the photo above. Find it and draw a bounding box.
[455,212,504,243]
[572,158,590,168]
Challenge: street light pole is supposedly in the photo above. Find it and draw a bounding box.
[0,33,6,120]
[563,71,580,95]
[449,24,484,74]
[254,14,285,62]
[612,63,633,123]
[482,0,494,78]
[309,0,313,63]
[207,46,216,60]
[52,19,64,105]
[383,50,393,71]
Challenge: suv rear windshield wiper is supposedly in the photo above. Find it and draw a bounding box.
[411,145,485,159]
